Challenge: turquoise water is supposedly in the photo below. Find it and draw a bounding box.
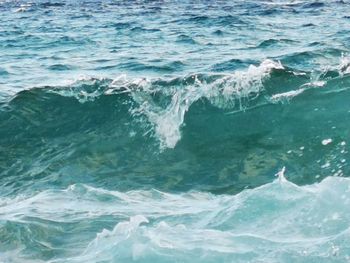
[1,0,350,262]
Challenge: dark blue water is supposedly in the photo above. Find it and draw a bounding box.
[1,0,350,262]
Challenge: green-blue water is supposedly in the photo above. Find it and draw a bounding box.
[1,0,350,262]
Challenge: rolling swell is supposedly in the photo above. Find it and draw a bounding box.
[1,60,299,153]
[2,60,350,196]
[2,59,349,148]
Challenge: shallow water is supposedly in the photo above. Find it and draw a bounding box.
[1,0,350,262]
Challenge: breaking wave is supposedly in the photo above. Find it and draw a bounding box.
[2,59,350,149]
[1,172,350,262]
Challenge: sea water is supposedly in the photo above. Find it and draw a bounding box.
[1,0,350,262]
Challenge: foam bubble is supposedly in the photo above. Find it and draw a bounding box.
[322,139,333,145]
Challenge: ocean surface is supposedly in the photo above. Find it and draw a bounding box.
[1,0,350,262]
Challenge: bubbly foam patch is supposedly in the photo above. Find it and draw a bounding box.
[1,174,350,262]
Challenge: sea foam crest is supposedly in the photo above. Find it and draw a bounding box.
[115,59,283,148]
[48,60,283,148]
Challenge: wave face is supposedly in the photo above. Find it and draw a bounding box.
[2,60,350,195]
[2,0,350,262]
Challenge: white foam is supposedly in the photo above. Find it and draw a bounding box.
[270,89,305,103]
[275,166,287,182]
[322,138,332,145]
[2,175,350,262]
[339,55,350,75]
[128,59,284,148]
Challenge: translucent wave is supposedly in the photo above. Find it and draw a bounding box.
[1,172,350,262]
[3,58,350,150]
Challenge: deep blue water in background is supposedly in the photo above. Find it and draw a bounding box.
[1,0,350,262]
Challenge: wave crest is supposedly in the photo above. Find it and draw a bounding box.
[4,58,350,149]
[58,59,283,148]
